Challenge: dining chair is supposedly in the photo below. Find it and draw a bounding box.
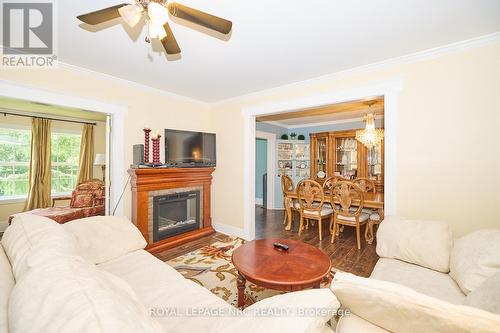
[329,181,369,250]
[353,178,382,243]
[296,179,333,241]
[353,177,376,193]
[280,174,299,226]
[323,176,344,192]
[322,176,343,211]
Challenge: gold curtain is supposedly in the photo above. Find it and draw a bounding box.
[76,124,94,184]
[24,118,52,211]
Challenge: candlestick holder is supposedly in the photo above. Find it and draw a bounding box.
[151,134,162,166]
[143,128,151,164]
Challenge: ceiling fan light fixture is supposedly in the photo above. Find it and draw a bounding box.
[118,4,143,27]
[147,2,169,25]
[148,20,167,39]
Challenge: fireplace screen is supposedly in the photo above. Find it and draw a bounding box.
[153,190,201,242]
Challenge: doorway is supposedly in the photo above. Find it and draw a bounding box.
[255,138,267,207]
[241,80,402,240]
[0,81,127,222]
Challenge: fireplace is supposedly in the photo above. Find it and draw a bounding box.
[153,190,201,242]
[129,167,214,253]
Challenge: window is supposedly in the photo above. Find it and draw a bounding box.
[0,128,31,199]
[51,132,81,195]
[0,127,81,200]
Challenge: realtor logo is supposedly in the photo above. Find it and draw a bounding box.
[1,0,57,67]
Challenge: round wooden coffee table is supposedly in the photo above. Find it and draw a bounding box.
[232,239,332,308]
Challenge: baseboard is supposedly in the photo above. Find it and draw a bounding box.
[212,222,247,240]
[255,198,263,205]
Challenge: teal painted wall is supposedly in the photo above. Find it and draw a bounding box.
[255,138,267,202]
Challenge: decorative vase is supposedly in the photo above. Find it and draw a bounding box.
[143,128,151,164]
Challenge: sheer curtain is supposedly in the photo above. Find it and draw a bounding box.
[24,118,52,211]
[76,124,94,184]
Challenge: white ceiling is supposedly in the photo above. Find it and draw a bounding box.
[60,0,500,102]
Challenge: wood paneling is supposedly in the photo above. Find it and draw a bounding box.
[256,97,384,123]
[129,167,215,253]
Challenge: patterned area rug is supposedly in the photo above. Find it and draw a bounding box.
[166,236,333,308]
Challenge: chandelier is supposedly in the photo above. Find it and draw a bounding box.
[355,101,384,148]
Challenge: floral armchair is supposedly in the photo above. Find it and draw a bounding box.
[8,179,105,224]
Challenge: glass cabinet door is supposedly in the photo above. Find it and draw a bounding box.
[335,137,357,178]
[316,137,327,174]
[367,143,382,178]
[294,142,310,179]
[277,142,293,176]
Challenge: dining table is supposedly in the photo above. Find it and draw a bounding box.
[283,190,384,242]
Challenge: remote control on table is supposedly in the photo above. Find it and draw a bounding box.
[273,242,289,251]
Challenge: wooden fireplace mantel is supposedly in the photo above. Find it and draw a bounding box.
[129,167,215,253]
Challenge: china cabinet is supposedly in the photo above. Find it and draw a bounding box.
[310,130,384,190]
[277,140,310,183]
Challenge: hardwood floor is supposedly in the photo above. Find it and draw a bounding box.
[255,206,378,277]
[154,206,379,278]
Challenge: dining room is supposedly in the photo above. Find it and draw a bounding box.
[254,96,385,272]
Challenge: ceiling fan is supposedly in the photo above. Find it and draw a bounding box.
[77,0,232,55]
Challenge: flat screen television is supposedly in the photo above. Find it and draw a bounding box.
[164,129,216,167]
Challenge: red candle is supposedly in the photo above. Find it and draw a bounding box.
[152,134,161,165]
[143,128,151,163]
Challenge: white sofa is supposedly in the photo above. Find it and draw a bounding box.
[0,214,339,333]
[331,216,500,333]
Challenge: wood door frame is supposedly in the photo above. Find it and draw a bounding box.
[241,79,403,240]
[0,80,128,216]
[255,130,276,210]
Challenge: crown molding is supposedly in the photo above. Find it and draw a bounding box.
[57,61,211,108]
[215,31,500,106]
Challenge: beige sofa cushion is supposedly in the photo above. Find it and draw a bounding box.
[370,258,465,304]
[9,256,163,333]
[1,214,79,279]
[98,249,234,333]
[331,272,500,333]
[376,216,452,273]
[64,215,147,264]
[336,313,389,333]
[465,273,500,314]
[450,229,500,294]
[222,289,339,333]
[0,246,14,333]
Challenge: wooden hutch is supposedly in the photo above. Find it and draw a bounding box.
[310,129,384,192]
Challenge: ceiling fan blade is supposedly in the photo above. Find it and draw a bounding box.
[77,4,129,25]
[167,3,232,34]
[161,23,181,55]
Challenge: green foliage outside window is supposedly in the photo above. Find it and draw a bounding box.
[0,128,31,198]
[0,128,81,199]
[51,132,81,194]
